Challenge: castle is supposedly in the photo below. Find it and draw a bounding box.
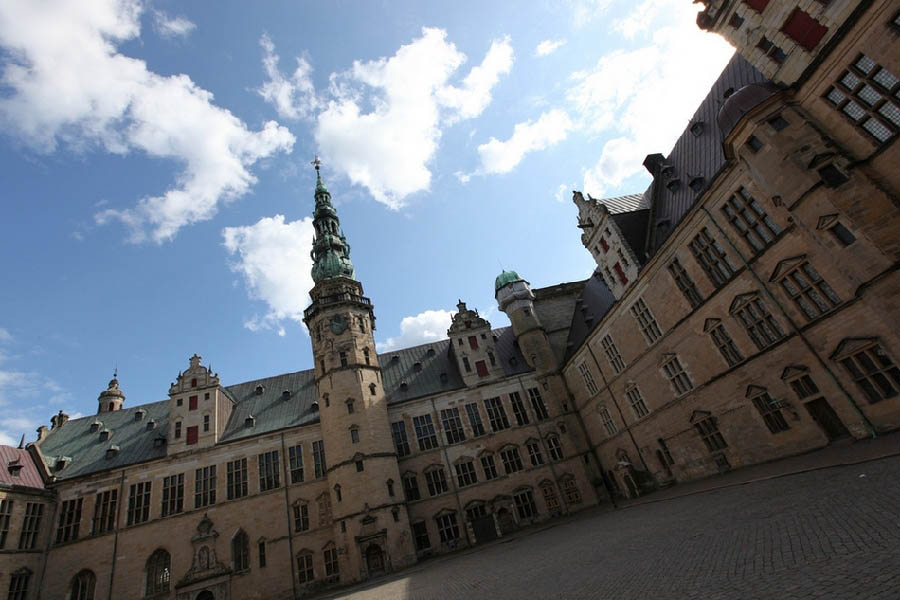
[1,1,898,598]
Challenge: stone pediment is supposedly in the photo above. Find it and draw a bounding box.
[176,514,231,589]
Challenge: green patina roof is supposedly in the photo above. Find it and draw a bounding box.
[310,168,356,283]
[495,269,524,292]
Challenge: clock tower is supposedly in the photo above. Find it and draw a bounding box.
[302,159,416,580]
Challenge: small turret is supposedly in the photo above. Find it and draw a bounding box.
[97,371,125,413]
[495,269,557,374]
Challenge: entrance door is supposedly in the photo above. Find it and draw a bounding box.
[366,545,385,575]
[623,473,638,498]
[805,398,851,441]
[471,515,498,544]
[196,592,214,600]
[496,508,516,535]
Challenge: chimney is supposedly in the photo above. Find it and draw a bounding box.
[643,153,665,177]
[35,426,48,442]
[51,410,69,429]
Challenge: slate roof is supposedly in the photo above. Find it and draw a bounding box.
[219,370,319,443]
[0,445,45,490]
[611,209,651,266]
[644,54,767,255]
[564,270,618,363]
[599,193,649,214]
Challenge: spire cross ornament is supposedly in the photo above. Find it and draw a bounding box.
[311,155,322,172]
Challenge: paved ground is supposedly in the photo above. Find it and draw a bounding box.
[324,453,900,599]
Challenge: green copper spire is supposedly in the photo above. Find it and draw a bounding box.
[309,157,355,283]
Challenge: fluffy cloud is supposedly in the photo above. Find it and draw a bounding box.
[223,215,316,336]
[257,33,319,120]
[554,183,570,203]
[568,0,614,26]
[535,39,566,57]
[152,10,196,38]
[0,0,295,243]
[0,328,11,343]
[476,109,573,175]
[376,309,453,352]
[568,0,734,196]
[310,28,513,208]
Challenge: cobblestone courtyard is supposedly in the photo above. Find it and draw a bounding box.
[327,455,900,599]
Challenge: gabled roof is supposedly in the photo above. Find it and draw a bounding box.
[564,270,617,362]
[599,193,649,214]
[220,370,319,443]
[610,209,651,266]
[0,445,45,490]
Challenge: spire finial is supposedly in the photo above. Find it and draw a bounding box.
[18,433,25,449]
[311,155,322,173]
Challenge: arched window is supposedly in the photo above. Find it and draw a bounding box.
[232,530,250,572]
[70,570,96,600]
[145,549,171,595]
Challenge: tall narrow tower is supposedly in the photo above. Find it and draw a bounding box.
[302,159,415,580]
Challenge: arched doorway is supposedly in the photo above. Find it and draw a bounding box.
[366,544,385,575]
[496,508,516,534]
[623,473,638,498]
[196,591,214,600]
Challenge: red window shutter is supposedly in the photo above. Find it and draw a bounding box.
[743,0,769,13]
[475,361,489,377]
[468,336,478,350]
[614,263,628,285]
[186,426,198,445]
[600,238,609,253]
[189,395,198,410]
[781,9,827,51]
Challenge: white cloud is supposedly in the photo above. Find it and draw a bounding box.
[535,39,566,57]
[0,328,11,343]
[568,0,614,26]
[152,10,196,38]
[568,0,734,196]
[0,0,295,243]
[476,109,573,175]
[223,215,316,335]
[312,28,513,208]
[257,33,319,120]
[611,0,663,39]
[0,366,73,446]
[376,309,453,352]
[554,183,569,203]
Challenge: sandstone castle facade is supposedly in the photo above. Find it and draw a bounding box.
[2,1,898,598]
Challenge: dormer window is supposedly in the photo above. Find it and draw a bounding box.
[427,348,436,357]
[99,429,111,442]
[400,382,408,392]
[392,355,400,363]
[690,121,705,137]
[106,445,119,459]
[282,390,291,400]
[440,373,448,384]
[661,165,676,178]
[146,419,156,431]
[153,437,166,448]
[7,460,23,477]
[413,362,422,372]
[245,415,256,428]
[689,176,705,193]
[134,410,145,422]
[89,421,102,433]
[255,385,265,396]
[666,179,680,192]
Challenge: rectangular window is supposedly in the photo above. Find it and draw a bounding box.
[781,8,828,51]
[391,421,411,457]
[161,474,184,517]
[412,521,431,551]
[527,387,550,420]
[825,55,899,144]
[626,386,650,418]
[840,343,900,403]
[339,351,348,367]
[259,541,267,568]
[694,416,728,452]
[601,335,626,373]
[312,440,326,479]
[227,458,248,500]
[413,414,439,450]
[0,499,10,549]
[317,494,331,526]
[710,323,744,367]
[324,547,340,578]
[599,406,617,436]
[195,465,216,508]
[778,261,841,320]
[203,414,210,432]
[455,461,478,487]
[514,489,538,519]
[297,553,315,584]
[186,425,198,445]
[440,407,466,444]
[462,357,471,372]
[475,360,489,377]
[403,474,421,501]
[526,442,544,466]
[425,468,449,496]
[723,187,781,254]
[258,450,280,491]
[289,444,304,483]
[189,395,198,410]
[789,374,819,400]
[578,362,599,396]
[509,391,530,426]
[174,421,182,439]
[468,335,478,350]
[829,222,856,246]
[293,503,310,532]
[465,403,486,436]
[436,513,460,543]
[481,454,499,480]
[542,484,560,512]
[127,481,151,526]
[690,227,735,288]
[500,447,524,474]
[7,572,30,600]
[750,390,791,433]
[734,295,784,350]
[757,36,786,64]
[563,479,582,504]
[547,436,564,461]
[484,397,510,432]
[19,502,44,549]
[663,356,693,396]
[614,262,628,285]
[668,258,704,309]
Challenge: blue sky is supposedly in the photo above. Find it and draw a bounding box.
[0,0,734,445]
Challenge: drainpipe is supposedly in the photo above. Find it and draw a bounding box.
[280,433,299,598]
[700,205,876,437]
[430,397,472,547]
[106,469,126,600]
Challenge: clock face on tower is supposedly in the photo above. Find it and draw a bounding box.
[330,314,349,335]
